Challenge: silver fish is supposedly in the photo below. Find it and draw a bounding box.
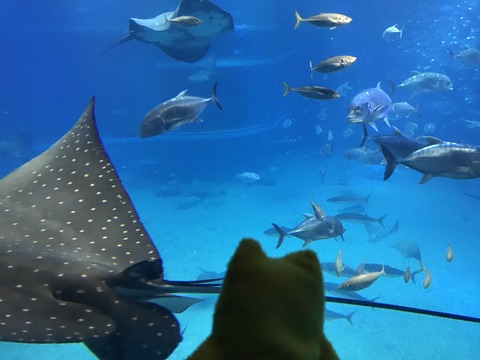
[325,309,357,325]
[139,82,222,137]
[382,24,404,41]
[343,146,384,165]
[382,142,480,184]
[165,15,203,27]
[397,72,453,98]
[294,10,352,30]
[448,48,480,66]
[272,202,345,248]
[282,82,340,100]
[335,212,387,227]
[391,102,421,119]
[347,82,392,131]
[338,265,385,291]
[310,55,357,74]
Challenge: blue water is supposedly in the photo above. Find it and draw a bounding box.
[1,0,480,358]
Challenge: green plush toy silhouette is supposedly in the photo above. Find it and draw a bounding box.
[188,238,339,360]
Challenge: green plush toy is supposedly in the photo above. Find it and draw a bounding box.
[188,238,339,360]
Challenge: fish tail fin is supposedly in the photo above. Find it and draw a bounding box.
[400,25,404,38]
[309,61,314,80]
[346,311,357,326]
[282,81,291,96]
[294,10,302,30]
[381,264,386,276]
[447,49,456,66]
[101,31,136,55]
[415,104,422,118]
[380,145,397,181]
[210,82,223,110]
[360,123,369,147]
[419,261,424,272]
[272,223,286,249]
[386,78,396,97]
[377,214,388,228]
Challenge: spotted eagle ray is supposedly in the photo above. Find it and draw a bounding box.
[110,0,234,63]
[0,97,220,359]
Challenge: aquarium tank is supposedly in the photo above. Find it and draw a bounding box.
[0,0,479,359]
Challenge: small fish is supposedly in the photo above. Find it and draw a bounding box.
[382,24,404,41]
[338,265,385,291]
[165,15,203,27]
[404,266,411,283]
[335,212,388,227]
[294,10,352,30]
[446,245,454,262]
[236,171,261,183]
[343,146,384,165]
[423,268,432,289]
[320,142,334,157]
[282,82,339,100]
[272,201,345,248]
[335,82,352,96]
[327,194,370,204]
[140,83,222,137]
[448,48,480,66]
[325,309,357,325]
[391,102,421,119]
[310,55,357,74]
[461,118,480,129]
[347,82,392,131]
[335,250,343,277]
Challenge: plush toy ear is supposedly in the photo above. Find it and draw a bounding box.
[284,249,322,275]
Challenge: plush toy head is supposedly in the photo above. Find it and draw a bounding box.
[188,238,339,360]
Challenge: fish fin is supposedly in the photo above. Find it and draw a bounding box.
[377,214,388,228]
[386,78,396,96]
[346,311,357,326]
[380,145,396,181]
[272,223,286,249]
[309,60,314,80]
[210,82,223,110]
[419,174,433,184]
[153,295,204,314]
[282,81,291,96]
[369,122,379,132]
[175,89,189,98]
[329,26,337,30]
[294,10,302,29]
[384,116,391,127]
[302,239,312,248]
[360,123,369,147]
[303,213,314,219]
[447,49,456,66]
[392,126,404,136]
